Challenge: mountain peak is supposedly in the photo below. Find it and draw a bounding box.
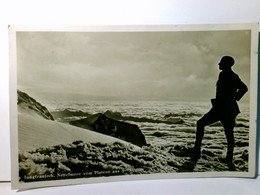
[17,90,54,121]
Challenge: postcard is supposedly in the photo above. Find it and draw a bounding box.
[9,24,259,189]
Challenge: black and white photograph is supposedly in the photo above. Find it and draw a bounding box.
[9,24,258,189]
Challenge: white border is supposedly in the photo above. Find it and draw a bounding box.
[9,23,259,190]
[8,23,260,32]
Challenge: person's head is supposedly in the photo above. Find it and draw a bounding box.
[218,56,235,71]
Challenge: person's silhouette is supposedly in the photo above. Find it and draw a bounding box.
[188,56,248,164]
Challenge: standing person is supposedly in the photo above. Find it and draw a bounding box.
[188,56,248,164]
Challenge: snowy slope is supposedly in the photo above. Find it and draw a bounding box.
[18,111,135,152]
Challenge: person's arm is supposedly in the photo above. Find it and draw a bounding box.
[235,79,248,101]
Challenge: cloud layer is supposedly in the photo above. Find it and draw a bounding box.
[17,30,250,101]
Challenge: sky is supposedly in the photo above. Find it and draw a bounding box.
[17,29,251,102]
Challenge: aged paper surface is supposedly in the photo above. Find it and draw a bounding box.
[9,24,259,189]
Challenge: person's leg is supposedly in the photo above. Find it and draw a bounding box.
[221,115,237,163]
[192,108,219,154]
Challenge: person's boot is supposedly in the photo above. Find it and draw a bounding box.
[186,147,201,160]
[218,152,233,165]
[218,156,233,164]
[218,155,235,171]
[222,147,234,164]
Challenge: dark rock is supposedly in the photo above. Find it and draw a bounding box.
[70,113,147,147]
[104,110,122,120]
[17,90,54,120]
[104,110,183,125]
[51,109,91,120]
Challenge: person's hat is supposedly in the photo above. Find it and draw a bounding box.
[219,56,235,66]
